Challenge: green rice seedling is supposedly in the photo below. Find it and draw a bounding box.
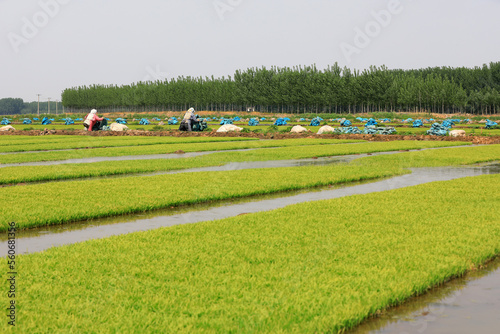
[0,136,257,153]
[0,138,362,164]
[4,174,499,332]
[0,162,405,231]
[0,141,470,184]
[354,144,500,168]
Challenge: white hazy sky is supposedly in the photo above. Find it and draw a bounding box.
[1,0,499,102]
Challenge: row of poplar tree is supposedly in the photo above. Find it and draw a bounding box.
[61,62,500,114]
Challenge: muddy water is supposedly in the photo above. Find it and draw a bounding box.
[0,150,236,168]
[2,164,498,256]
[350,257,500,334]
[0,144,473,168]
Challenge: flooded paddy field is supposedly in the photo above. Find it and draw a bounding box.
[0,134,498,333]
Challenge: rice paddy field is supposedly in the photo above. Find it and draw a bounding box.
[1,130,499,333]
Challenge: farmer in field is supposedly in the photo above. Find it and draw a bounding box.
[83,109,107,131]
[179,107,197,131]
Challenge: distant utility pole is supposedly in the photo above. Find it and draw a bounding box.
[56,100,58,115]
[48,97,51,114]
[37,94,41,116]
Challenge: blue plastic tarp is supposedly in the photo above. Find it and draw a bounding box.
[1,118,11,125]
[248,118,259,126]
[412,120,423,128]
[441,120,453,128]
[139,118,150,125]
[64,118,74,125]
[485,119,498,129]
[334,126,362,134]
[427,123,449,136]
[220,118,233,125]
[41,117,51,125]
[23,118,32,124]
[115,118,127,124]
[233,117,241,121]
[310,117,321,126]
[363,125,397,135]
[274,118,287,126]
[340,120,351,127]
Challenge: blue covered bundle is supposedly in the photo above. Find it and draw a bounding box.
[1,118,11,125]
[366,118,378,126]
[64,118,74,125]
[33,118,39,121]
[379,118,391,123]
[427,123,449,136]
[75,118,83,121]
[260,117,266,121]
[299,118,306,122]
[284,117,291,122]
[334,126,362,134]
[233,116,241,122]
[310,117,322,126]
[340,119,351,127]
[167,117,178,125]
[115,118,127,124]
[274,118,287,126]
[462,119,471,123]
[248,118,259,126]
[448,119,461,124]
[23,118,32,124]
[441,120,453,128]
[412,119,423,128]
[220,118,233,125]
[363,125,397,135]
[41,117,51,125]
[152,117,161,121]
[485,119,498,129]
[139,118,150,125]
[356,117,369,122]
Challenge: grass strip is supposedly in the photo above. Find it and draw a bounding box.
[0,136,257,152]
[0,162,405,231]
[4,174,499,332]
[354,143,500,168]
[0,141,470,184]
[0,139,361,164]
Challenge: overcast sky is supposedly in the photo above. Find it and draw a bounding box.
[1,0,499,102]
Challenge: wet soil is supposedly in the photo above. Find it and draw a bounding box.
[1,128,499,144]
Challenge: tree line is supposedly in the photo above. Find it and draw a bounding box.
[61,62,500,115]
[0,98,63,116]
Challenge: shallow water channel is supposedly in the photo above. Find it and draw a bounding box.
[2,163,498,254]
[1,162,498,333]
[349,256,500,334]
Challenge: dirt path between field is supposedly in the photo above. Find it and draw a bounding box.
[1,128,499,144]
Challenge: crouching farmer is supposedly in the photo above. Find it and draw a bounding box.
[83,109,107,131]
[179,107,197,131]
